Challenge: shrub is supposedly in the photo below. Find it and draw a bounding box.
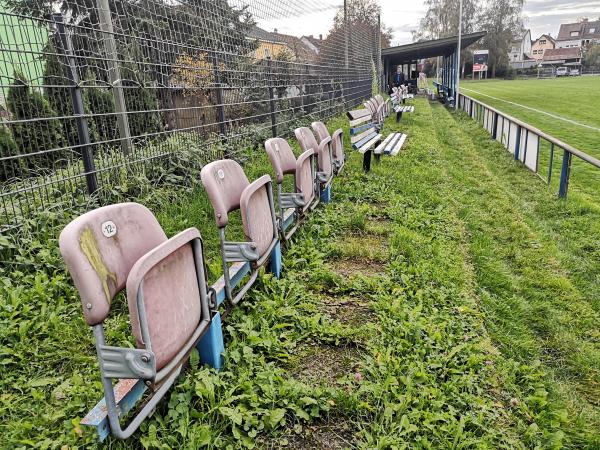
[82,72,117,146]
[0,124,22,181]
[6,71,65,172]
[43,41,80,148]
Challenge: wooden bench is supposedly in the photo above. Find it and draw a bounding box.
[347,108,382,172]
[393,104,414,122]
[374,132,407,156]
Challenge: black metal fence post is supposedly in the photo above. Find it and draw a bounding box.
[211,51,227,140]
[267,56,277,138]
[492,112,499,140]
[514,125,521,161]
[558,149,572,198]
[53,13,98,195]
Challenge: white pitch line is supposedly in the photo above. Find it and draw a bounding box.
[461,87,600,133]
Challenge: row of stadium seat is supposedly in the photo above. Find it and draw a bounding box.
[58,121,345,440]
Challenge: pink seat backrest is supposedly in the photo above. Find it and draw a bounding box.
[59,203,167,326]
[365,99,376,114]
[264,138,297,184]
[312,121,343,164]
[311,121,330,144]
[240,175,275,256]
[295,126,331,178]
[201,160,250,228]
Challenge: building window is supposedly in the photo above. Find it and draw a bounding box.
[540,39,546,45]
[570,31,579,37]
[264,47,271,58]
[590,28,596,33]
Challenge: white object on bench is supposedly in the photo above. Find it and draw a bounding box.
[394,105,414,113]
[374,132,407,156]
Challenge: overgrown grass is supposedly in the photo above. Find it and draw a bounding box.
[1,98,598,448]
[461,77,600,200]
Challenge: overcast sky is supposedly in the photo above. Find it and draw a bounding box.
[256,0,600,45]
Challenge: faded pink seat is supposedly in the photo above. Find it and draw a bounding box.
[59,202,211,439]
[201,159,278,305]
[294,126,333,187]
[364,98,382,129]
[264,138,316,239]
[311,121,345,174]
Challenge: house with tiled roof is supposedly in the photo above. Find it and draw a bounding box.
[531,34,555,61]
[247,26,318,63]
[301,35,324,54]
[540,47,582,68]
[508,30,536,69]
[556,20,600,49]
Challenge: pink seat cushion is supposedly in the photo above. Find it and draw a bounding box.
[240,175,275,257]
[127,229,202,370]
[296,149,315,212]
[295,127,331,180]
[331,129,345,163]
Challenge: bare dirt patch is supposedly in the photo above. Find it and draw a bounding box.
[260,418,357,449]
[328,234,389,278]
[318,295,374,326]
[290,343,361,385]
[328,257,384,278]
[279,421,356,449]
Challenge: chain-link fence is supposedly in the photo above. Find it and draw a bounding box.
[0,0,382,229]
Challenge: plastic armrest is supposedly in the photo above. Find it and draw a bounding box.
[317,136,331,155]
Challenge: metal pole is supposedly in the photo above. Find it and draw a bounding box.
[455,0,463,110]
[53,14,98,195]
[267,57,277,138]
[344,0,348,70]
[96,0,132,154]
[558,149,572,198]
[211,52,226,138]
[377,14,382,92]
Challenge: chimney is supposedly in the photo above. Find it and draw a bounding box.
[319,34,323,40]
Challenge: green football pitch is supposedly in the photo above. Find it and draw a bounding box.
[460,77,600,159]
[459,77,600,200]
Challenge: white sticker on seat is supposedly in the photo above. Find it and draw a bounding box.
[101,221,117,238]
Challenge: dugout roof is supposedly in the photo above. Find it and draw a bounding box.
[381,31,487,65]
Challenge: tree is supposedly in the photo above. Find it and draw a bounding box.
[0,125,20,181]
[479,0,524,77]
[319,0,392,70]
[6,72,65,170]
[413,0,480,41]
[83,73,117,145]
[583,45,600,68]
[6,0,258,134]
[413,0,482,78]
[43,40,80,148]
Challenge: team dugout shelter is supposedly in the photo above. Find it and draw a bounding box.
[381,31,487,100]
